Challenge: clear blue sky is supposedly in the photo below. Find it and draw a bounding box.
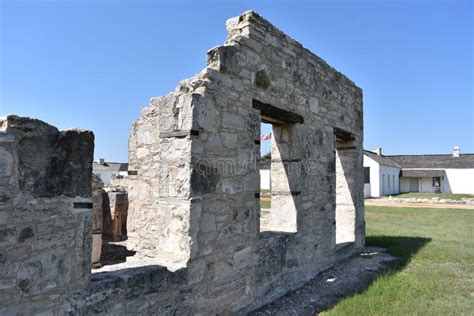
[1,0,472,161]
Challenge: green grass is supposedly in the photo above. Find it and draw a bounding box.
[260,196,271,209]
[323,205,474,315]
[386,193,474,200]
[260,189,271,208]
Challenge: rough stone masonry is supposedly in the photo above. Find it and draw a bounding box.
[0,115,94,311]
[0,11,363,314]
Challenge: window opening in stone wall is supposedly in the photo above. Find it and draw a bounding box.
[334,129,357,246]
[259,122,272,219]
[253,99,303,234]
[382,174,385,194]
[91,172,134,271]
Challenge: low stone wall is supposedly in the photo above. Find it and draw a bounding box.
[0,115,94,312]
[59,233,356,315]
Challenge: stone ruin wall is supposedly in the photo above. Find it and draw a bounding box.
[126,10,364,313]
[127,93,194,269]
[0,116,94,311]
[91,174,106,266]
[0,11,364,315]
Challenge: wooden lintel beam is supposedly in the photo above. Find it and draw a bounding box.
[253,99,304,124]
[333,127,355,141]
[159,130,200,138]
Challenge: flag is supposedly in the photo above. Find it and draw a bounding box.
[260,132,271,141]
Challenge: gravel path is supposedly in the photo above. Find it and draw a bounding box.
[250,246,395,315]
[365,200,474,209]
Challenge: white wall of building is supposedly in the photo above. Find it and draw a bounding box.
[419,177,438,193]
[94,171,114,185]
[363,155,401,197]
[364,151,473,196]
[364,183,371,198]
[400,177,411,193]
[444,169,474,194]
[94,170,127,185]
[260,169,271,190]
[401,177,439,193]
[400,168,474,194]
[363,155,380,197]
[379,165,400,196]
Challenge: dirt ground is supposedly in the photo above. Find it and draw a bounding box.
[250,246,395,315]
[365,200,474,210]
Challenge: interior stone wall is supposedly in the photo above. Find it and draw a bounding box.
[92,174,106,266]
[335,140,358,245]
[127,94,195,270]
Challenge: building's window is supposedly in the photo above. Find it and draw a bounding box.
[433,177,441,187]
[392,175,395,191]
[364,167,370,184]
[382,175,385,193]
[388,175,391,190]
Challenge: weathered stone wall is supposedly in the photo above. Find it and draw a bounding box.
[335,140,358,245]
[123,10,364,314]
[1,11,364,315]
[0,115,94,313]
[103,188,128,241]
[92,174,107,266]
[127,93,194,270]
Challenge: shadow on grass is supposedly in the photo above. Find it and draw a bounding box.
[251,235,433,315]
[366,235,432,271]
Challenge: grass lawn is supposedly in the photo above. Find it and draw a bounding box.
[324,205,474,315]
[260,189,271,208]
[386,192,474,200]
[260,196,271,209]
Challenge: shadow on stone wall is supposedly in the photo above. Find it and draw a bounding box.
[251,235,431,315]
[99,240,136,267]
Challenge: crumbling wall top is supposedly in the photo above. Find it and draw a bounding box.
[221,11,362,95]
[0,115,94,200]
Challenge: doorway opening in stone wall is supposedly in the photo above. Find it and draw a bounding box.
[91,173,135,271]
[334,129,357,247]
[253,99,303,234]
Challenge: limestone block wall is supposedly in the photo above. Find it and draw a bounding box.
[92,174,107,265]
[124,10,364,314]
[335,140,358,245]
[0,116,94,313]
[127,93,195,270]
[1,11,364,315]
